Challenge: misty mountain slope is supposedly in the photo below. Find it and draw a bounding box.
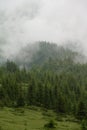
[0,49,6,64]
[1,43,87,119]
[14,43,39,67]
[14,41,84,69]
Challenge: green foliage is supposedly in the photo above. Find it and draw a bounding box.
[76,101,87,120]
[0,42,87,118]
[17,94,25,107]
[6,60,19,72]
[81,120,87,130]
[44,120,57,129]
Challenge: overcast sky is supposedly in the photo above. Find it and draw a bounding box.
[0,0,87,56]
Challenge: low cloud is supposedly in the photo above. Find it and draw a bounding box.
[0,0,87,56]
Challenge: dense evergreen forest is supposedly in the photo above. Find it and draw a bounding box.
[0,42,87,121]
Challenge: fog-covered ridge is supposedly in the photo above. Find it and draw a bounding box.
[0,41,87,67]
[12,41,87,68]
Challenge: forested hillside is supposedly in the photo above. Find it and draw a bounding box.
[0,42,87,122]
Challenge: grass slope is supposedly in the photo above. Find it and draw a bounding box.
[0,107,81,130]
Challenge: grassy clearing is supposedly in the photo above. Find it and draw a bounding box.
[0,107,81,130]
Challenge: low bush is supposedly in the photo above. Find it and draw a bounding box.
[81,120,87,130]
[44,120,57,129]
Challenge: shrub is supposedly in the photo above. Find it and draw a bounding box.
[81,120,87,130]
[44,120,57,129]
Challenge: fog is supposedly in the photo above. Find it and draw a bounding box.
[0,0,87,57]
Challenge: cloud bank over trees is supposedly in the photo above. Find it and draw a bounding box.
[0,0,87,56]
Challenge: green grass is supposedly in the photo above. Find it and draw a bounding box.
[0,107,81,130]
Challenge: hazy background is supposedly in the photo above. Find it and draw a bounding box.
[0,0,87,57]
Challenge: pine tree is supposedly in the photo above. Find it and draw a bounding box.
[27,80,36,105]
[76,100,87,120]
